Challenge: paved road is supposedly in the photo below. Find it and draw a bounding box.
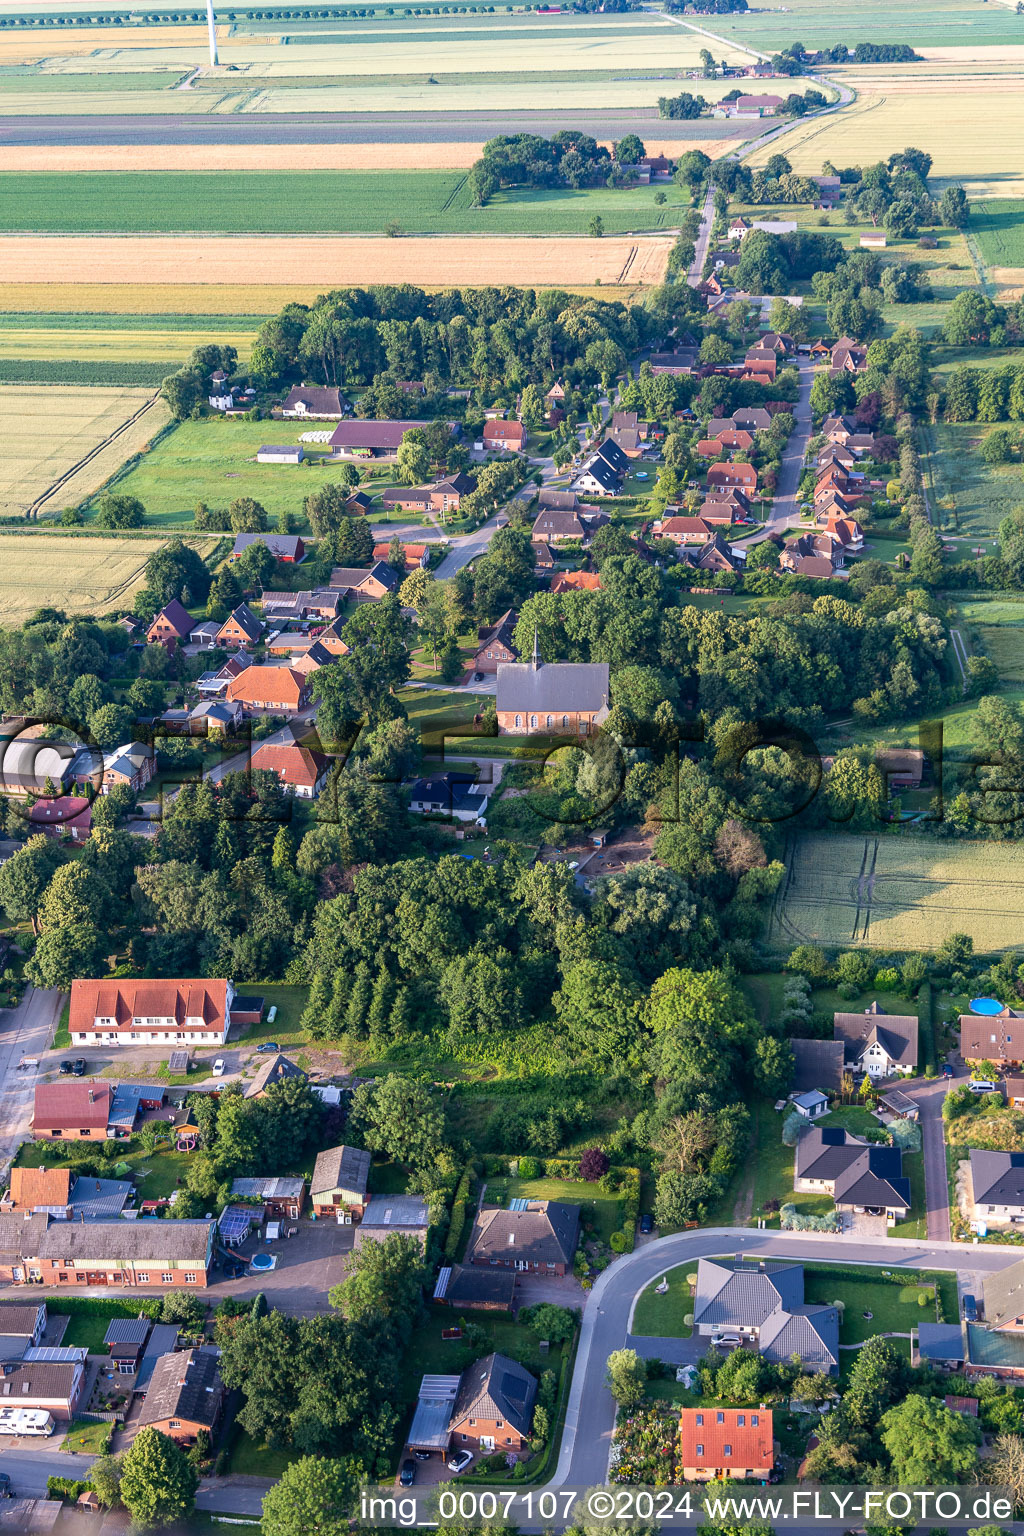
[688,183,716,287]
[908,1070,956,1242]
[554,1226,1023,1487]
[0,109,741,149]
[434,508,508,579]
[0,986,63,1176]
[764,356,813,531]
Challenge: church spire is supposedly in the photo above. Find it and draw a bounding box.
[531,626,541,669]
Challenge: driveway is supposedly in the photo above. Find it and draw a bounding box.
[905,1069,958,1241]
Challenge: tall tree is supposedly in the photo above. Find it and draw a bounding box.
[119,1428,198,1527]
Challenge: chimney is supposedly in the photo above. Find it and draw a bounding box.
[88,1089,94,1104]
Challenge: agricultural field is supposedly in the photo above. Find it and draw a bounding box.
[970,199,1024,269]
[0,170,690,236]
[670,0,1024,53]
[0,533,164,622]
[922,420,1020,544]
[955,598,1024,686]
[767,832,1024,953]
[0,321,257,371]
[0,384,170,520]
[0,234,672,289]
[750,81,1024,189]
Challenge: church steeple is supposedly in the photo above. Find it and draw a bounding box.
[531,627,542,669]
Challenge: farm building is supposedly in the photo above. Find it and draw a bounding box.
[256,445,303,465]
[328,419,458,460]
[280,386,350,418]
[310,1145,371,1220]
[231,533,305,563]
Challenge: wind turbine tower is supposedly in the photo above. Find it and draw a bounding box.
[206,0,219,66]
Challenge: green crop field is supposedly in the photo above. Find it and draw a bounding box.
[0,170,688,236]
[674,0,1024,51]
[970,200,1024,269]
[94,417,359,527]
[956,598,1024,686]
[767,832,1024,953]
[0,70,181,91]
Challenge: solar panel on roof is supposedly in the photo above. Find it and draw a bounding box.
[820,1129,844,1145]
[509,1197,530,1211]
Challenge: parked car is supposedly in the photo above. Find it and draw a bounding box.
[59,1060,74,1075]
[399,1460,416,1487]
[212,1059,226,1077]
[640,1213,654,1234]
[0,1473,11,1498]
[963,1293,978,1322]
[942,1062,954,1078]
[72,1058,87,1076]
[447,1449,473,1473]
[969,1080,998,1094]
[256,1042,280,1054]
[413,1450,432,1462]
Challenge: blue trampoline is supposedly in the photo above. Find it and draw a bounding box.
[970,997,1004,1015]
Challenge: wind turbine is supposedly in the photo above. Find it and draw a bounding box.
[206,0,219,67]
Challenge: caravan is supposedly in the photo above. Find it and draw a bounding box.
[0,1408,55,1437]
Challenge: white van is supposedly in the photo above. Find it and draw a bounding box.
[0,1408,55,1436]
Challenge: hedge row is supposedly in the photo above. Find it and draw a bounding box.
[443,1163,475,1261]
[48,1295,163,1319]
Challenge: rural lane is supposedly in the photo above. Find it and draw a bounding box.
[0,986,63,1177]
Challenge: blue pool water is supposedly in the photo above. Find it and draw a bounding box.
[250,1252,274,1270]
[970,997,1004,1015]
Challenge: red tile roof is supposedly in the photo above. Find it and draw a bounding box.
[69,978,230,1038]
[250,741,329,789]
[225,666,308,710]
[33,1080,111,1133]
[550,571,602,592]
[679,1407,774,1472]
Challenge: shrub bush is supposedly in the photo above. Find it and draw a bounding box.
[609,1230,627,1252]
[516,1155,542,1179]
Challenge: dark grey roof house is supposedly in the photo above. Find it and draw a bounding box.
[968,1151,1024,1224]
[834,1001,918,1078]
[982,1258,1024,1332]
[466,1200,579,1274]
[693,1258,839,1373]
[243,1053,307,1099]
[450,1352,537,1439]
[795,1126,910,1215]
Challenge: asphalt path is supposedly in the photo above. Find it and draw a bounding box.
[0,109,741,149]
[0,986,63,1174]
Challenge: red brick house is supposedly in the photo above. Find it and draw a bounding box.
[136,1347,224,1445]
[551,571,602,593]
[679,1407,774,1481]
[26,1219,215,1289]
[0,1358,86,1422]
[465,1199,579,1274]
[27,796,92,843]
[656,516,715,545]
[372,542,429,570]
[448,1353,538,1456]
[215,604,262,650]
[225,665,311,716]
[473,609,518,674]
[250,739,330,799]
[32,1082,111,1141]
[146,600,192,650]
[381,473,474,515]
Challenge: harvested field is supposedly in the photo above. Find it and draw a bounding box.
[0,234,673,287]
[750,85,1024,183]
[0,325,256,366]
[0,24,219,59]
[0,282,641,313]
[0,137,739,174]
[0,532,163,622]
[0,384,170,520]
[992,267,1024,299]
[767,833,1024,953]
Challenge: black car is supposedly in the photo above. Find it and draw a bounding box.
[0,1473,11,1498]
[963,1293,978,1322]
[640,1213,654,1234]
[59,1060,74,1075]
[399,1460,416,1487]
[72,1058,87,1076]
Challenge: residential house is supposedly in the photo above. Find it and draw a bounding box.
[136,1347,224,1444]
[696,532,743,574]
[0,1215,47,1285]
[649,347,699,375]
[536,488,582,511]
[2,1172,71,1219]
[875,746,925,791]
[473,609,518,674]
[409,772,489,823]
[1005,1076,1024,1109]
[496,643,610,737]
[465,1199,579,1275]
[196,652,252,701]
[250,737,330,799]
[819,516,864,556]
[382,473,474,515]
[448,1353,537,1457]
[329,561,400,601]
[215,604,262,651]
[728,216,751,241]
[732,407,772,432]
[188,700,243,736]
[146,600,193,650]
[702,488,751,522]
[230,1176,306,1220]
[709,427,755,454]
[310,1145,371,1220]
[779,536,836,579]
[794,1126,910,1223]
[315,618,352,657]
[433,1265,515,1313]
[106,1081,165,1140]
[966,1152,1024,1228]
[707,462,757,493]
[847,433,878,458]
[532,539,554,571]
[655,516,715,546]
[225,665,311,716]
[355,1195,430,1250]
[744,347,778,380]
[789,1038,845,1095]
[830,337,868,373]
[281,385,349,419]
[256,445,303,465]
[834,1001,918,1079]
[99,743,155,797]
[24,1218,215,1289]
[792,1090,829,1120]
[346,490,373,516]
[0,1302,47,1362]
[679,1407,774,1482]
[545,382,566,409]
[818,444,855,472]
[551,571,602,593]
[821,414,857,445]
[759,331,795,355]
[371,542,429,570]
[68,1177,133,1221]
[32,1082,111,1141]
[571,439,630,498]
[483,418,527,452]
[0,1359,85,1421]
[531,507,607,545]
[260,590,340,624]
[982,1258,1024,1333]
[67,978,250,1048]
[691,1258,839,1372]
[328,420,457,460]
[243,1053,307,1100]
[27,796,92,844]
[104,1318,151,1377]
[961,1007,1024,1068]
[231,532,305,564]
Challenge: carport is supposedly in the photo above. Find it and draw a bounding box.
[406,1374,460,1456]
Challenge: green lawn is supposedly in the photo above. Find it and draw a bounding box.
[0,171,688,237]
[226,1428,301,1479]
[891,1150,927,1241]
[924,419,1023,542]
[484,1173,623,1244]
[233,983,310,1049]
[631,1267,695,1338]
[53,999,70,1050]
[61,1315,119,1353]
[802,1267,942,1345]
[62,1419,113,1454]
[747,1098,834,1225]
[404,1305,551,1404]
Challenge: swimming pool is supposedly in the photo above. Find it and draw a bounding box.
[970,997,1004,1015]
[250,1252,275,1271]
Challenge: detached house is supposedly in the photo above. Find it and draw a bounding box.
[146,600,192,650]
[692,1258,839,1373]
[679,1407,774,1483]
[473,609,518,674]
[465,1199,579,1275]
[137,1347,224,1445]
[834,1001,918,1079]
[244,1053,306,1100]
[225,665,311,717]
[231,532,305,564]
[216,605,262,650]
[961,1006,1024,1068]
[532,508,607,545]
[250,737,330,799]
[795,1126,910,1223]
[448,1353,537,1457]
[483,418,527,452]
[707,462,757,493]
[967,1152,1024,1228]
[329,561,400,601]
